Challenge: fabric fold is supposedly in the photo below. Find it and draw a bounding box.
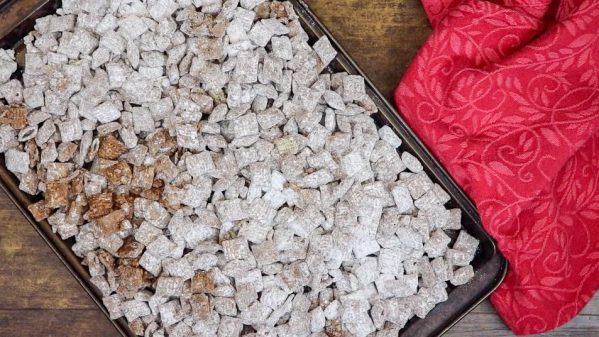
[394,0,599,334]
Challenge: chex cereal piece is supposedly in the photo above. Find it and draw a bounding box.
[376,125,400,148]
[191,293,213,321]
[28,200,51,221]
[451,265,475,286]
[378,248,404,275]
[97,135,127,160]
[446,248,474,267]
[313,36,336,67]
[155,276,184,297]
[56,118,83,143]
[396,225,423,250]
[443,207,462,230]
[342,75,366,102]
[121,300,151,322]
[213,296,237,316]
[95,209,126,236]
[453,229,479,259]
[5,149,29,174]
[424,229,451,258]
[92,102,121,124]
[45,181,70,208]
[191,271,215,294]
[405,171,433,199]
[431,257,453,282]
[214,198,246,222]
[417,257,437,288]
[431,183,451,204]
[158,300,183,327]
[146,235,177,259]
[249,21,274,47]
[0,105,28,129]
[391,183,413,213]
[222,237,252,260]
[102,294,124,320]
[139,251,162,277]
[0,49,17,82]
[271,36,293,60]
[401,152,423,173]
[279,262,311,293]
[186,152,215,178]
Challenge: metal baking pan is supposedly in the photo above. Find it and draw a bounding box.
[0,1,507,336]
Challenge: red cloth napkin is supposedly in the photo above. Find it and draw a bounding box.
[394,0,599,334]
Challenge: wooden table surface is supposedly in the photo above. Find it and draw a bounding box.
[1,0,598,336]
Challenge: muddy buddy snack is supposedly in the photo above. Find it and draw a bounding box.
[0,1,478,336]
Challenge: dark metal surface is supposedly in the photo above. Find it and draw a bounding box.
[0,0,56,49]
[0,1,507,336]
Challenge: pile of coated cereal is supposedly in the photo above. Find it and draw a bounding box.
[0,1,478,336]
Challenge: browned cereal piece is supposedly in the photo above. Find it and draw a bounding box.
[255,2,270,18]
[57,142,78,162]
[98,134,128,160]
[45,181,70,208]
[0,105,28,129]
[326,320,348,337]
[114,192,135,219]
[92,158,117,174]
[118,256,142,269]
[28,200,51,221]
[153,155,178,183]
[96,209,126,236]
[102,160,132,186]
[191,271,215,294]
[25,139,39,167]
[209,17,228,39]
[194,38,224,62]
[131,165,155,192]
[208,89,226,104]
[147,129,176,156]
[97,249,116,273]
[65,199,84,225]
[128,318,144,336]
[152,178,164,189]
[116,264,145,294]
[87,192,114,219]
[270,1,288,18]
[117,238,145,259]
[190,293,212,321]
[18,170,38,195]
[70,173,84,195]
[278,261,311,292]
[160,184,183,210]
[140,183,162,201]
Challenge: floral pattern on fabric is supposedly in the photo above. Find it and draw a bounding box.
[394,0,599,334]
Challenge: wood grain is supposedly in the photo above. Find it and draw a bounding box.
[0,310,116,337]
[306,0,431,100]
[0,1,597,337]
[0,208,91,309]
[447,300,599,337]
